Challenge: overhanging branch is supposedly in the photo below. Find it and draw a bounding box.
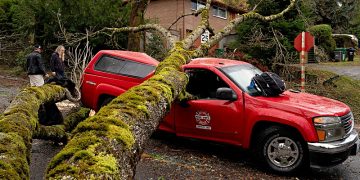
[69,24,176,49]
[193,0,297,57]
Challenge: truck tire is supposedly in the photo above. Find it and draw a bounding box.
[254,126,308,174]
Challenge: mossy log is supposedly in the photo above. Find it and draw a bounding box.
[33,107,91,143]
[46,45,191,179]
[0,84,68,179]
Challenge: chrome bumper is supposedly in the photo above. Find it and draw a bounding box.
[308,129,359,155]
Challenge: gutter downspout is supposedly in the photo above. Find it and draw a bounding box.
[183,0,185,40]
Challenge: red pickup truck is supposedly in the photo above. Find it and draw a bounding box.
[80,50,359,174]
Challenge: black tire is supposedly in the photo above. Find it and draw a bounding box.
[254,126,308,174]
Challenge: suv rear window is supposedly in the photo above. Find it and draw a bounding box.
[94,55,156,78]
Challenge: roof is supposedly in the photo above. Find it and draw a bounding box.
[332,34,359,47]
[188,58,249,68]
[99,50,159,66]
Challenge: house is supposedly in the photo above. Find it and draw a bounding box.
[145,0,247,53]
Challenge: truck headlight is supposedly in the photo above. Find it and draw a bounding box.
[313,116,345,142]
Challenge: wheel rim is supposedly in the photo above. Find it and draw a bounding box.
[266,137,299,168]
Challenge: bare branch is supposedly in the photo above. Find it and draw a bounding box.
[168,10,203,30]
[252,0,264,11]
[57,9,69,44]
[68,24,176,49]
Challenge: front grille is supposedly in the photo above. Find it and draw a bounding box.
[340,112,354,135]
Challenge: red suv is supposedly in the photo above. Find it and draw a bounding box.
[81,50,359,173]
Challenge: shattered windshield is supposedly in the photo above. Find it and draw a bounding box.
[220,64,262,95]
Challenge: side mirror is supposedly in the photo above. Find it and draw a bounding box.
[216,88,237,101]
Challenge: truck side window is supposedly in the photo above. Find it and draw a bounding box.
[94,55,156,78]
[185,69,229,99]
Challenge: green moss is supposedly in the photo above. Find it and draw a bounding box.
[106,124,135,149]
[0,84,68,179]
[90,152,118,174]
[0,132,28,179]
[156,43,192,73]
[47,132,102,171]
[47,132,121,179]
[64,107,90,132]
[34,125,67,143]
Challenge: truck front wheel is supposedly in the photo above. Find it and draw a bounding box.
[254,126,308,174]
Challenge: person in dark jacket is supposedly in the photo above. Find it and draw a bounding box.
[50,45,66,79]
[26,44,47,86]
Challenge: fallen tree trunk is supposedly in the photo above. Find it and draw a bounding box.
[0,85,67,179]
[46,45,191,179]
[0,83,83,179]
[33,107,91,143]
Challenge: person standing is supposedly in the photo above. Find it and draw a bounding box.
[50,45,66,79]
[26,44,47,86]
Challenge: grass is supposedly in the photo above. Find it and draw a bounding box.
[287,68,360,123]
[0,65,26,77]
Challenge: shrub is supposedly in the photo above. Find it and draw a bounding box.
[308,24,336,60]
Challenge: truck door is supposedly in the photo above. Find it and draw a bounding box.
[174,68,244,144]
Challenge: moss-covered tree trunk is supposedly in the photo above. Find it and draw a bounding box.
[46,45,192,179]
[0,85,67,179]
[0,84,86,179]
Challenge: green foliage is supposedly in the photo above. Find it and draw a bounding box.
[0,0,131,67]
[308,24,332,37]
[303,0,359,33]
[232,0,306,66]
[308,24,336,56]
[145,32,168,61]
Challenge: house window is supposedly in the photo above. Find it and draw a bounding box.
[191,0,206,10]
[212,6,227,19]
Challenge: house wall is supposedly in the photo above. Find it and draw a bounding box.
[145,0,237,39]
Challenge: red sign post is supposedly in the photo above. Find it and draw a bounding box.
[294,32,314,92]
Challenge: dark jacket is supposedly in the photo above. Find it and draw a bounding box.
[26,51,46,75]
[50,52,65,77]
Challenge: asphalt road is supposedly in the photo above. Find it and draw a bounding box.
[29,131,360,180]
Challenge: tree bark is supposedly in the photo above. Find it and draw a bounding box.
[0,85,68,179]
[128,0,150,52]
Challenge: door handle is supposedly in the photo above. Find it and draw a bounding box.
[86,81,96,86]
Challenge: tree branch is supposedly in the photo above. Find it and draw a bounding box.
[182,0,212,51]
[193,0,297,57]
[68,24,176,49]
[168,10,203,30]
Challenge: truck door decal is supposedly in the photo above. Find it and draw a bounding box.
[195,111,211,130]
